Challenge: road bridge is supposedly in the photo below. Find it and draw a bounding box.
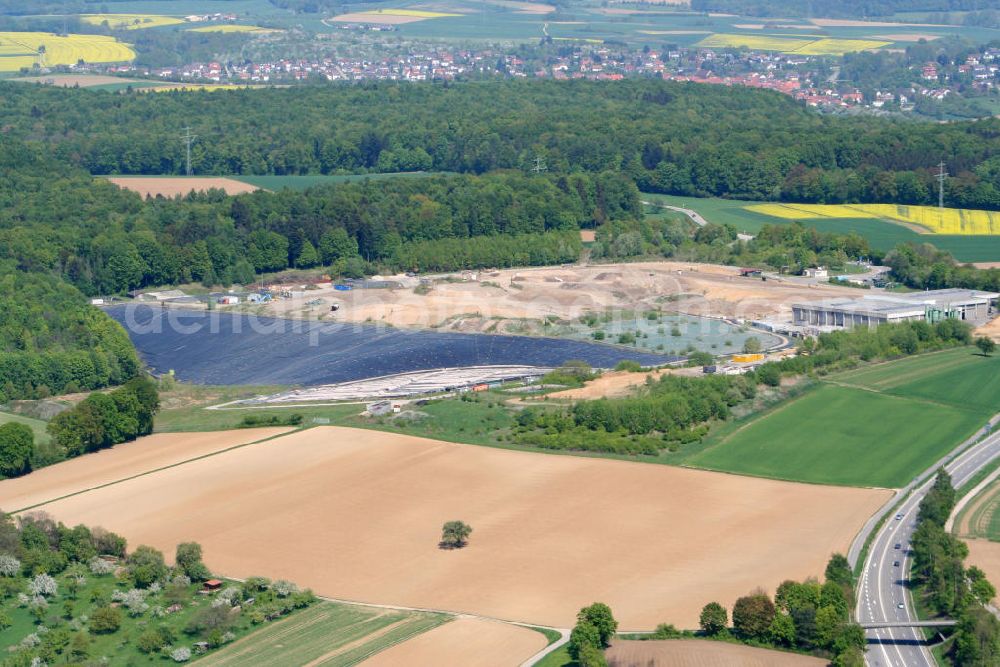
[860,620,956,630]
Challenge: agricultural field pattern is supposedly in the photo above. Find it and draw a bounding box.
[646,193,1000,263]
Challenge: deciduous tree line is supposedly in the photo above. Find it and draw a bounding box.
[697,555,866,666]
[7,80,1000,209]
[46,376,160,464]
[911,470,1000,665]
[0,163,633,295]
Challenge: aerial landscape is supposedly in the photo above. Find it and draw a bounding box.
[4,0,1000,665]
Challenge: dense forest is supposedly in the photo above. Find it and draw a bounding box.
[0,270,140,402]
[0,160,633,294]
[5,80,1000,209]
[690,0,995,18]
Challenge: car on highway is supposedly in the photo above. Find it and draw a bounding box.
[897,602,905,609]
[893,560,900,567]
[894,543,901,549]
[895,513,904,520]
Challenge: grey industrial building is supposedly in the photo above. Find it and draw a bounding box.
[792,289,999,329]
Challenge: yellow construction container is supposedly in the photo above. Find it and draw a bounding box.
[732,353,765,363]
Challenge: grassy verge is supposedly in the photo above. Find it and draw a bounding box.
[955,457,1000,503]
[0,410,51,445]
[534,645,575,667]
[525,626,563,646]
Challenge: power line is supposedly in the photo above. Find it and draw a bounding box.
[182,127,197,176]
[937,161,947,211]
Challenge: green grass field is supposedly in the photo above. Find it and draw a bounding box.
[689,383,985,488]
[233,171,451,192]
[834,348,1000,414]
[534,645,574,667]
[199,603,450,666]
[0,410,50,445]
[644,193,1000,263]
[689,348,998,487]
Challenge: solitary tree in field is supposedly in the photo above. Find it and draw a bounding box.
[976,336,996,356]
[439,521,472,549]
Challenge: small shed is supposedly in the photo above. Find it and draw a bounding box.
[203,579,223,591]
[803,267,828,279]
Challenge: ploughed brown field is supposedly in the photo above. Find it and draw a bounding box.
[361,617,546,666]
[0,428,290,513]
[965,539,1000,605]
[107,176,260,197]
[0,427,888,628]
[605,639,828,666]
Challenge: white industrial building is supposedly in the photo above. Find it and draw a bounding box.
[792,288,998,329]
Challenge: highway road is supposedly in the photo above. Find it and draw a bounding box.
[857,423,1000,667]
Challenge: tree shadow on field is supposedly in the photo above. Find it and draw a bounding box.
[438,540,468,550]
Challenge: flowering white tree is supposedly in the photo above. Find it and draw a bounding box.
[171,647,192,662]
[89,558,115,576]
[211,587,241,608]
[28,574,57,597]
[0,554,20,577]
[122,589,149,617]
[272,580,297,598]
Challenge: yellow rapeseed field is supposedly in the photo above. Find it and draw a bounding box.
[187,25,279,33]
[697,33,890,55]
[146,84,263,92]
[80,14,184,30]
[697,33,813,52]
[0,32,135,71]
[745,203,1000,235]
[795,38,890,55]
